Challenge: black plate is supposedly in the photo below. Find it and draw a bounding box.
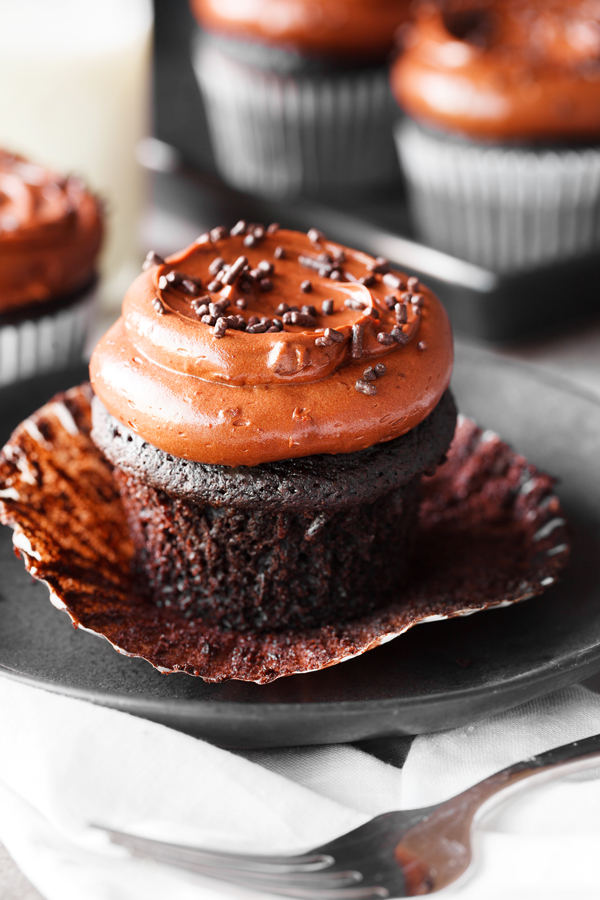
[1,344,600,748]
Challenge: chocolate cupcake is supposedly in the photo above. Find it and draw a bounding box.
[0,150,103,386]
[190,0,411,197]
[89,224,455,632]
[391,0,600,271]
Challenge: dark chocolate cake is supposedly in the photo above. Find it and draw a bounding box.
[92,390,456,631]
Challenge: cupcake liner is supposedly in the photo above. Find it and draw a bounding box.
[193,35,400,198]
[0,384,569,684]
[0,284,98,388]
[395,120,600,272]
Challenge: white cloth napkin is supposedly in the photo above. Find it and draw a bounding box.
[1,678,600,900]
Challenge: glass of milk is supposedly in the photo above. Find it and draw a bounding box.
[0,0,153,309]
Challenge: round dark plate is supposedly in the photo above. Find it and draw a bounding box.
[1,345,600,748]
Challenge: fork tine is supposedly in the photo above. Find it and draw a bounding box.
[100,827,390,899]
[101,826,334,873]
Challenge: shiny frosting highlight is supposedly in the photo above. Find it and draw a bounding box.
[391,0,600,143]
[0,150,103,314]
[90,226,453,467]
[191,0,412,63]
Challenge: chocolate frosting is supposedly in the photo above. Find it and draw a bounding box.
[0,150,103,315]
[391,0,600,143]
[190,0,412,63]
[90,226,453,467]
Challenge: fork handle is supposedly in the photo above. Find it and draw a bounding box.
[398,731,600,894]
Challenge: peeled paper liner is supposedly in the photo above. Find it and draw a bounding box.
[0,384,570,684]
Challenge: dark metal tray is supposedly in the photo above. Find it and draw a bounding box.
[1,344,600,748]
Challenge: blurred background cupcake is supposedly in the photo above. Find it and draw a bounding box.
[0,150,103,386]
[0,0,153,311]
[391,0,600,272]
[190,0,412,198]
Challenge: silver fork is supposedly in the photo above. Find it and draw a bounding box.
[97,732,600,898]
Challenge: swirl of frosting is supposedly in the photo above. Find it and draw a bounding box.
[0,149,103,315]
[190,0,412,64]
[391,0,600,143]
[90,225,453,467]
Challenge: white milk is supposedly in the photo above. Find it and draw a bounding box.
[0,0,153,308]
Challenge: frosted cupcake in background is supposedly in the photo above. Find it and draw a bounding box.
[391,0,600,272]
[190,0,411,198]
[0,150,103,386]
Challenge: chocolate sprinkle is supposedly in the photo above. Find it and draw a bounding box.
[392,327,410,345]
[407,276,420,291]
[377,332,395,345]
[274,246,285,259]
[359,274,376,288]
[142,250,165,271]
[367,257,389,274]
[258,260,274,274]
[364,307,379,319]
[207,280,222,292]
[384,295,397,310]
[181,277,203,296]
[299,255,329,275]
[355,379,377,396]
[322,299,334,315]
[302,304,317,317]
[210,226,228,242]
[330,271,342,282]
[230,220,247,236]
[418,341,428,351]
[282,311,317,327]
[351,324,364,358]
[307,228,325,245]
[325,327,344,343]
[222,255,248,286]
[151,297,164,315]
[395,303,408,324]
[276,302,290,315]
[363,366,377,382]
[267,222,280,234]
[213,317,227,338]
[243,234,256,248]
[374,363,387,377]
[300,280,312,293]
[315,335,333,347]
[260,278,273,292]
[157,275,168,290]
[235,298,247,309]
[383,273,403,290]
[209,257,225,276]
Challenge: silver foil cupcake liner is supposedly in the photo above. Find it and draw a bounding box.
[396,120,600,272]
[0,284,97,388]
[193,36,400,198]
